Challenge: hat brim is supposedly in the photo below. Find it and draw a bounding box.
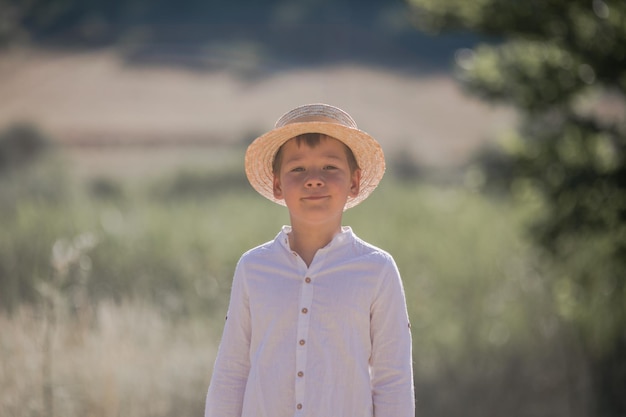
[245,121,385,209]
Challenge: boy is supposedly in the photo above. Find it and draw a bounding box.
[205,103,414,417]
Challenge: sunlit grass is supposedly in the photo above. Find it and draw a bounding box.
[0,303,214,417]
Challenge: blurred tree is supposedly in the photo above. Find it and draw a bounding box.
[407,0,625,415]
[0,123,50,172]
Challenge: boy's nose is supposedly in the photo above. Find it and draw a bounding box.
[305,174,324,188]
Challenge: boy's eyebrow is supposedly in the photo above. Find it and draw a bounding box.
[283,152,346,165]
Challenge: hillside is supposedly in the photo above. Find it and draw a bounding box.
[0,46,514,177]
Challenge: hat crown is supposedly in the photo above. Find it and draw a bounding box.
[275,103,358,129]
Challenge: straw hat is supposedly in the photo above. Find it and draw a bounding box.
[244,103,385,209]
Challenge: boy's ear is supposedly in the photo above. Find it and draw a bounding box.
[273,175,284,200]
[349,169,361,198]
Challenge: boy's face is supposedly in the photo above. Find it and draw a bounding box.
[272,136,361,226]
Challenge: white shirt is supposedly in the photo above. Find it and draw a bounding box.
[205,226,414,417]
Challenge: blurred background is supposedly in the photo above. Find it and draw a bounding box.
[0,1,624,416]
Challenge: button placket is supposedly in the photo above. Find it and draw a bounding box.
[294,275,314,412]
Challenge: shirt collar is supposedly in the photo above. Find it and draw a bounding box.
[277,225,354,253]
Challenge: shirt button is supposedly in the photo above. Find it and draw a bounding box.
[301,308,308,314]
[297,403,303,410]
[297,371,304,377]
[305,277,311,283]
[299,339,306,346]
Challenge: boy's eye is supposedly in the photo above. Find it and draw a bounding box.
[324,165,337,170]
[291,167,305,172]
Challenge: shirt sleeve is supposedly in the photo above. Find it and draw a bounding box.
[205,259,251,417]
[369,257,415,417]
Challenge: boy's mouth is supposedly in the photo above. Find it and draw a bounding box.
[302,195,329,201]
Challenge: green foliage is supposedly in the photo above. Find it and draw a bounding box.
[1,142,590,414]
[409,0,626,414]
[0,123,51,172]
[0,124,74,312]
[458,41,590,110]
[150,168,249,201]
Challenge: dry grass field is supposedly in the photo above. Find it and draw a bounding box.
[0,46,514,180]
[1,303,215,417]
